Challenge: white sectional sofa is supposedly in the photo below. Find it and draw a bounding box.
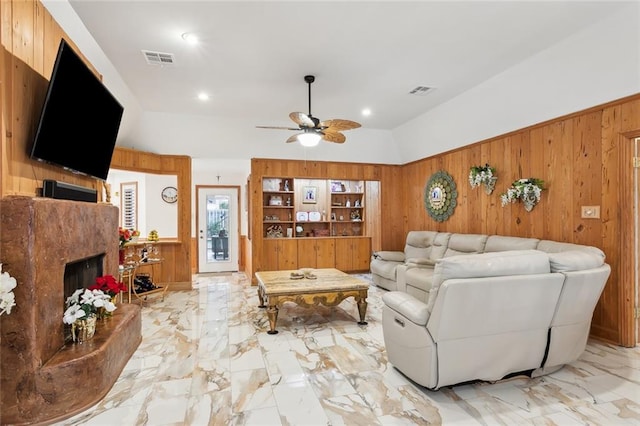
[372,231,611,389]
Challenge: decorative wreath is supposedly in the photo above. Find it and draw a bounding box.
[424,170,457,222]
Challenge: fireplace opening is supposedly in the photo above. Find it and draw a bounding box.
[63,254,105,341]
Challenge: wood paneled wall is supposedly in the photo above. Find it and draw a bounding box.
[401,94,640,347]
[1,0,104,198]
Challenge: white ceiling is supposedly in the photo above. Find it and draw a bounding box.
[57,1,632,160]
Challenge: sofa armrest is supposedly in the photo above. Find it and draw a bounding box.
[382,291,430,326]
[406,258,437,267]
[372,251,405,262]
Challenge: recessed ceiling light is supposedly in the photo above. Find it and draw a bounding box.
[362,108,371,116]
[198,93,209,101]
[181,32,199,45]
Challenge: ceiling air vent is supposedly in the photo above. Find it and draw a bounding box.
[142,50,175,66]
[408,86,434,96]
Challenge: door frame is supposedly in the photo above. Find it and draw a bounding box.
[195,184,241,273]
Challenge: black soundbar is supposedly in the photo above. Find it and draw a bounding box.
[42,179,98,203]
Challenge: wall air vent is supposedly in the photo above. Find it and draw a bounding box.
[142,50,175,66]
[408,86,434,96]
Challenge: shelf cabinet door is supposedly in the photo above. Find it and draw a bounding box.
[263,239,298,271]
[335,237,371,272]
[297,238,335,269]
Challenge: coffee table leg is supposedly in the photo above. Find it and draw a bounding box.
[257,287,265,308]
[356,296,368,325]
[267,305,279,334]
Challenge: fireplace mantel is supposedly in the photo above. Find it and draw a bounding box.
[0,196,142,425]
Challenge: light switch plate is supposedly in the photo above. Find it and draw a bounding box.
[581,206,600,219]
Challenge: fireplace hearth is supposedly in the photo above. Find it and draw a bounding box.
[0,196,142,425]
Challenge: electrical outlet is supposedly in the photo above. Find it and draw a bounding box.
[581,206,600,219]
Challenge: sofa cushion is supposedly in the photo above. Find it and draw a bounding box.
[443,233,488,257]
[428,232,451,260]
[484,235,540,252]
[404,231,439,260]
[548,250,604,272]
[373,251,405,262]
[405,267,435,293]
[426,249,551,313]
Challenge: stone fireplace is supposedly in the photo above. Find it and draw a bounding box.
[0,196,142,425]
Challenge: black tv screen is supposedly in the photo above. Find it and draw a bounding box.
[30,39,124,181]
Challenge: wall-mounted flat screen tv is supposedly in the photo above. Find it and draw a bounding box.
[30,38,124,181]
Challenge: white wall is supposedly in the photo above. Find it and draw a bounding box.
[107,170,178,238]
[393,3,640,162]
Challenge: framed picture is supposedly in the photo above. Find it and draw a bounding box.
[331,181,343,192]
[302,186,317,204]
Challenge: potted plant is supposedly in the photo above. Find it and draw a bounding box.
[500,178,545,211]
[468,163,497,194]
[63,288,116,342]
[89,274,127,304]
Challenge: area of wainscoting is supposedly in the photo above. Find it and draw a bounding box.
[56,273,640,425]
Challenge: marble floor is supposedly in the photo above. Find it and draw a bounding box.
[58,273,640,426]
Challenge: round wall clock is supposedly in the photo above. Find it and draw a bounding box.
[424,170,457,222]
[161,186,178,203]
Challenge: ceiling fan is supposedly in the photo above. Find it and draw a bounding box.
[256,75,361,147]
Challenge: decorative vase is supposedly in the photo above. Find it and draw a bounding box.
[522,193,538,212]
[483,177,498,195]
[71,315,97,343]
[119,249,125,265]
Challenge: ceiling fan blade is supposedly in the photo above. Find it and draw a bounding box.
[319,119,361,132]
[289,112,315,128]
[256,125,300,131]
[322,130,346,144]
[286,133,302,143]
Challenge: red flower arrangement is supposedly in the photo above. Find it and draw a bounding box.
[89,275,127,298]
[119,227,132,248]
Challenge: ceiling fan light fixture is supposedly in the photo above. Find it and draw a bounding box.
[297,132,321,147]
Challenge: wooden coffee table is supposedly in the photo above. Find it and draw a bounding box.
[255,268,369,334]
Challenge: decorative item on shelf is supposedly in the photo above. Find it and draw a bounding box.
[350,210,361,221]
[308,211,321,222]
[0,263,17,316]
[148,229,159,241]
[269,195,283,206]
[296,211,309,222]
[296,225,304,237]
[63,288,116,343]
[283,179,290,191]
[330,181,343,193]
[468,163,498,194]
[500,178,545,212]
[424,170,458,222]
[266,225,284,238]
[302,186,317,204]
